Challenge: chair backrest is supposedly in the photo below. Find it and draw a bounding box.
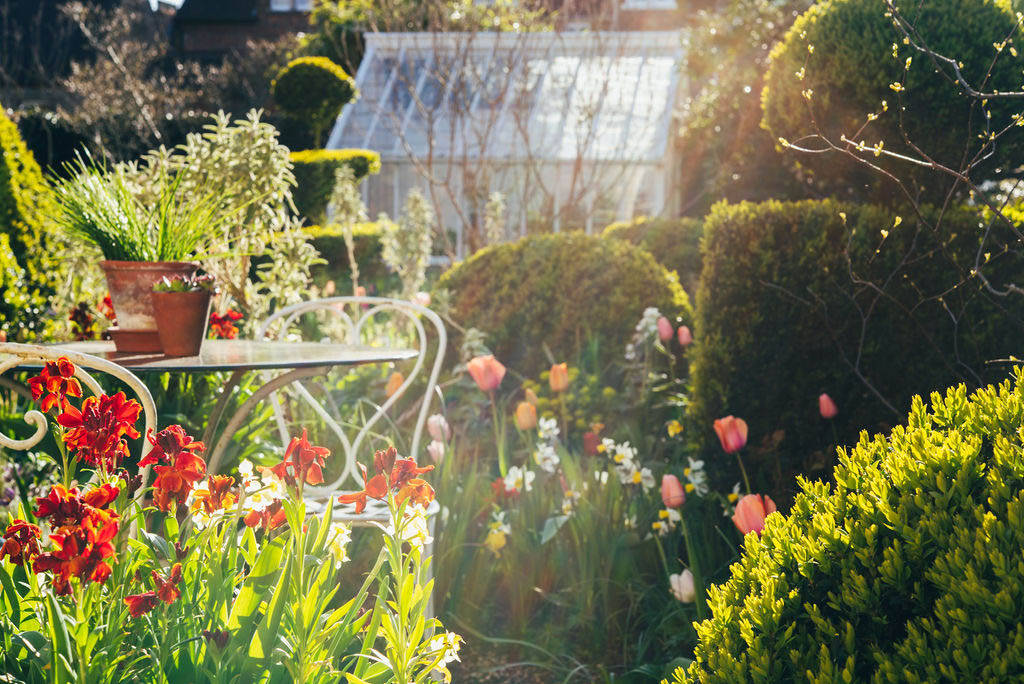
[0,342,158,500]
[257,296,446,494]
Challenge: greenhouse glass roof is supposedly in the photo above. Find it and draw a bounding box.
[326,31,685,164]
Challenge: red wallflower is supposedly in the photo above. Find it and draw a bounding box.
[0,519,42,565]
[337,445,434,514]
[34,513,119,594]
[209,310,243,339]
[35,484,120,537]
[125,592,160,618]
[58,393,142,469]
[69,303,97,341]
[140,426,207,512]
[28,358,82,413]
[267,429,330,489]
[243,500,287,532]
[99,294,117,322]
[191,475,236,515]
[123,563,184,618]
[203,630,230,649]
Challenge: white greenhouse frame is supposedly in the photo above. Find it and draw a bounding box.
[326,31,685,257]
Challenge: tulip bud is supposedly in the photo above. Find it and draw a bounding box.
[467,355,506,393]
[385,372,404,398]
[819,393,838,419]
[732,494,777,536]
[677,325,693,346]
[355,285,367,297]
[713,415,748,454]
[661,474,685,508]
[657,316,673,342]
[426,440,445,464]
[413,291,431,308]
[669,570,695,603]
[524,388,539,405]
[427,414,451,442]
[549,363,569,393]
[323,280,336,296]
[514,401,538,431]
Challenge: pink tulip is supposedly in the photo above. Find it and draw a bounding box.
[427,414,451,442]
[677,325,693,347]
[713,416,748,454]
[819,393,838,419]
[426,440,445,464]
[657,316,673,342]
[661,474,685,508]
[732,494,777,536]
[467,355,506,393]
[413,291,431,308]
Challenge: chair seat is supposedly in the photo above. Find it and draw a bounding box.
[305,495,440,525]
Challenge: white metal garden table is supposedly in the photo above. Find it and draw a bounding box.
[42,339,419,471]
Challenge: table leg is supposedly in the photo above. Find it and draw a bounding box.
[205,366,327,475]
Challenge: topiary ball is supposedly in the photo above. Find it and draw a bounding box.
[670,367,1024,683]
[761,0,1021,203]
[271,57,356,146]
[437,233,692,377]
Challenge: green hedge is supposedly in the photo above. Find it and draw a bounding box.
[762,0,1021,202]
[0,106,59,339]
[437,232,692,377]
[688,199,1024,494]
[602,216,703,294]
[290,149,381,224]
[271,56,356,146]
[672,368,1024,683]
[305,221,396,293]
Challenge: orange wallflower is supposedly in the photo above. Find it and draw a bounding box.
[28,358,82,413]
[191,475,236,516]
[267,428,330,489]
[140,426,207,512]
[58,392,142,469]
[209,310,243,339]
[338,445,434,514]
[124,563,183,618]
[0,519,42,566]
[243,500,287,532]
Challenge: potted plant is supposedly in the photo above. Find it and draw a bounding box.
[151,274,215,356]
[53,156,229,352]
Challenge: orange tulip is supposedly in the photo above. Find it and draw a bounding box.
[385,372,404,398]
[661,474,685,508]
[657,316,673,342]
[467,355,506,393]
[819,393,838,419]
[732,494,776,536]
[677,325,693,346]
[713,416,748,454]
[549,363,569,393]
[514,401,537,431]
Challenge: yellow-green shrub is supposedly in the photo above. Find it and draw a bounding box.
[271,56,355,146]
[290,149,380,224]
[603,216,703,294]
[0,106,59,338]
[670,368,1024,683]
[437,233,692,376]
[688,199,1023,492]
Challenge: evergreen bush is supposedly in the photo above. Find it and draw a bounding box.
[289,149,380,224]
[603,216,703,294]
[671,367,1024,683]
[437,233,692,376]
[271,56,356,146]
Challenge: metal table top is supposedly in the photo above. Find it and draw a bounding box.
[44,340,418,374]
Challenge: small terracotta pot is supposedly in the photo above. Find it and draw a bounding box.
[101,261,198,352]
[151,290,212,357]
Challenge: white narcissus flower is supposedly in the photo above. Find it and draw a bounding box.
[384,505,433,548]
[670,569,696,603]
[504,466,534,493]
[427,414,451,442]
[534,443,560,473]
[639,467,656,492]
[538,417,560,443]
[328,522,352,568]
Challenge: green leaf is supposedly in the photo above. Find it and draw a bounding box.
[540,515,570,545]
[228,533,287,631]
[250,552,292,660]
[0,565,21,627]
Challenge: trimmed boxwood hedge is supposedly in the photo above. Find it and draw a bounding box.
[762,0,1021,201]
[271,56,356,146]
[672,367,1024,683]
[305,221,397,294]
[437,232,692,377]
[603,216,703,294]
[290,148,381,224]
[688,198,1024,494]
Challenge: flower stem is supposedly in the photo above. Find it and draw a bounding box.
[490,393,506,476]
[736,450,752,494]
[679,511,707,621]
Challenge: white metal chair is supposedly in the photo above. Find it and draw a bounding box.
[0,343,158,507]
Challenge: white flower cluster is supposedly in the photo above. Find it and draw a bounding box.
[327,522,352,568]
[504,465,535,493]
[429,630,463,682]
[383,504,433,548]
[537,416,560,443]
[625,306,663,361]
[684,457,710,496]
[561,489,581,516]
[237,459,286,516]
[599,438,655,491]
[532,418,561,474]
[651,507,681,536]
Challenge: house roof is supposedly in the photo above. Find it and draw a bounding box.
[174,0,258,23]
[327,31,685,164]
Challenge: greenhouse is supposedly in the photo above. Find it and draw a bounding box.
[326,31,685,254]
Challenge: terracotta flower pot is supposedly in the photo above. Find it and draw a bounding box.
[151,290,212,357]
[100,261,197,352]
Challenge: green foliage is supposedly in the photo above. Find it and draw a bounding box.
[289,148,380,224]
[688,199,1024,496]
[762,0,1021,202]
[437,233,692,377]
[603,216,704,294]
[271,57,355,147]
[305,221,397,293]
[0,106,60,339]
[672,368,1024,683]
